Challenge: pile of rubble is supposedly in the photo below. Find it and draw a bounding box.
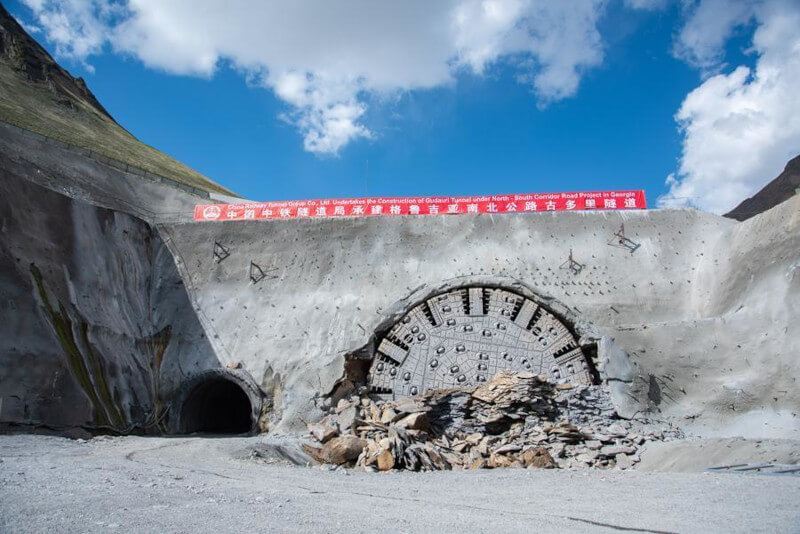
[304,371,681,471]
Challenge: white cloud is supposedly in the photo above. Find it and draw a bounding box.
[659,0,800,214]
[672,0,757,75]
[452,1,606,105]
[20,0,608,155]
[623,0,668,11]
[19,0,123,73]
[272,72,373,155]
[12,13,42,35]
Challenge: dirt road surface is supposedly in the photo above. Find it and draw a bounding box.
[1,434,799,533]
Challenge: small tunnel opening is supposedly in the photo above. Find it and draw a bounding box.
[180,378,253,434]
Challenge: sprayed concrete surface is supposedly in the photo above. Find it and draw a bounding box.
[0,122,221,224]
[1,118,799,475]
[0,169,217,430]
[160,193,800,437]
[1,433,799,534]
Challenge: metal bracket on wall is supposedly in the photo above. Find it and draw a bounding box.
[559,249,585,275]
[608,224,640,254]
[249,261,278,284]
[213,241,231,263]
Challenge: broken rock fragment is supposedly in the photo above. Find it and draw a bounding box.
[375,449,395,471]
[308,421,339,443]
[303,371,681,471]
[396,412,429,431]
[520,447,557,469]
[304,435,366,465]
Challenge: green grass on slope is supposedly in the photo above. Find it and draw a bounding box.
[0,65,236,197]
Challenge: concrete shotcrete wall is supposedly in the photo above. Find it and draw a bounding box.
[612,195,800,439]
[160,196,800,438]
[0,170,219,431]
[1,117,797,440]
[0,122,209,223]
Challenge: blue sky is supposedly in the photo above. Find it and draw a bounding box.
[9,1,799,212]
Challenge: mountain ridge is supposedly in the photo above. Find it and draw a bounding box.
[0,3,236,197]
[724,154,800,221]
[0,5,114,123]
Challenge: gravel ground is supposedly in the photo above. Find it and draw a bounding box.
[1,434,799,533]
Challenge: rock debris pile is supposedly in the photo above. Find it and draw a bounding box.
[305,371,681,471]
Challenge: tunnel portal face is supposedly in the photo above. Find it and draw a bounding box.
[179,377,253,434]
[368,287,591,398]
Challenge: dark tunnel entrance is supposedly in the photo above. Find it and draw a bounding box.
[180,377,253,434]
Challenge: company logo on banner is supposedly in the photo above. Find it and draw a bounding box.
[193,190,646,221]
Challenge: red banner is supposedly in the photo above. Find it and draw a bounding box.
[194,190,646,221]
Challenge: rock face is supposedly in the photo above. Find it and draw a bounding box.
[725,154,800,221]
[0,170,217,431]
[305,372,681,471]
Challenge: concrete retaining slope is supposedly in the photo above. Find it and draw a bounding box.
[0,170,217,431]
[161,195,799,437]
[0,121,217,224]
[616,195,800,439]
[1,118,797,439]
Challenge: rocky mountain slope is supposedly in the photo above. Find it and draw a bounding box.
[0,3,234,197]
[725,154,800,221]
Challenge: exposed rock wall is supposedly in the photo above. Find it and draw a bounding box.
[725,154,800,221]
